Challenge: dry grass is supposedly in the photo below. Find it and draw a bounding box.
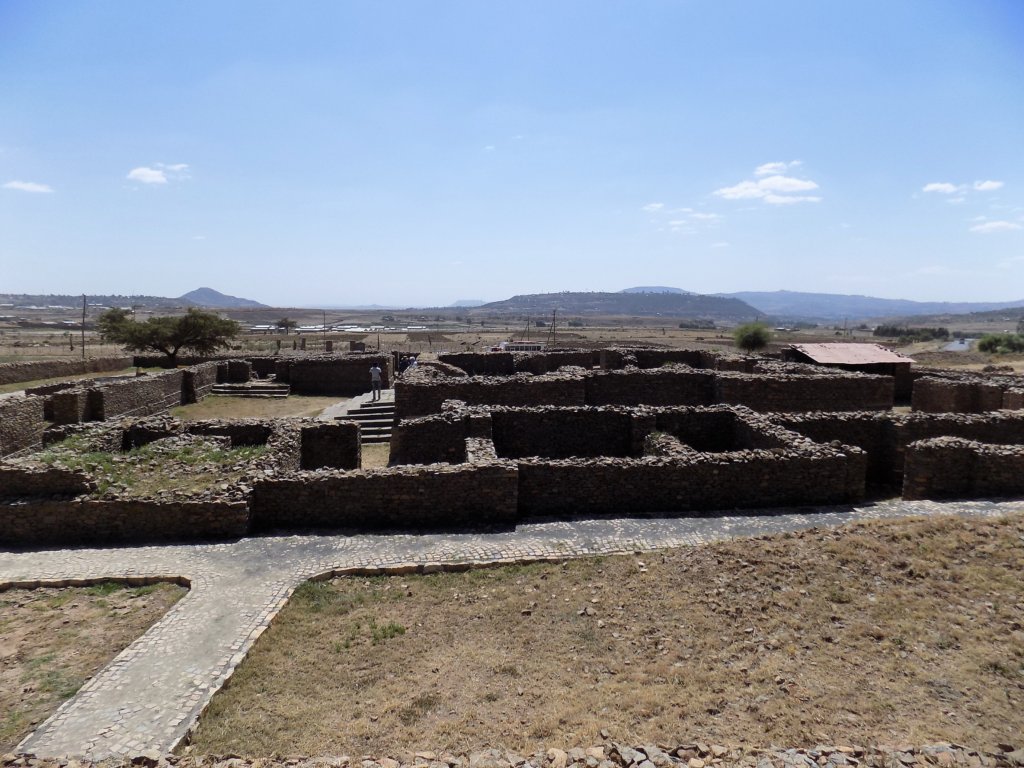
[171,395,345,420]
[190,514,1024,756]
[361,443,390,469]
[0,581,186,751]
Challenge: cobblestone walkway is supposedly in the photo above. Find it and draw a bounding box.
[3,498,1023,760]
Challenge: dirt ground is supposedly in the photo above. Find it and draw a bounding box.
[0,582,187,752]
[189,514,1024,756]
[171,395,345,420]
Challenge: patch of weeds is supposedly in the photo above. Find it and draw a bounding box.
[397,693,440,725]
[827,586,853,604]
[130,584,159,598]
[982,659,1019,679]
[494,663,521,677]
[85,581,123,597]
[38,668,81,699]
[482,691,501,703]
[369,619,405,645]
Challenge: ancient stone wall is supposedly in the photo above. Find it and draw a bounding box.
[389,413,469,465]
[584,367,715,406]
[87,370,186,421]
[0,465,92,498]
[0,499,249,546]
[912,376,1008,413]
[714,372,893,412]
[182,362,219,403]
[283,354,392,395]
[513,350,596,374]
[903,437,1024,500]
[0,396,47,458]
[516,447,865,517]
[773,409,1024,488]
[395,369,587,419]
[0,356,132,386]
[250,463,519,531]
[300,422,361,470]
[490,407,647,459]
[439,352,515,376]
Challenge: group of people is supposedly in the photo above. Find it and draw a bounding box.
[368,355,418,402]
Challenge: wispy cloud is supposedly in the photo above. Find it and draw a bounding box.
[922,179,1004,195]
[715,166,821,205]
[642,202,665,212]
[3,180,53,193]
[754,160,801,177]
[970,220,1022,234]
[127,162,190,185]
[711,241,730,248]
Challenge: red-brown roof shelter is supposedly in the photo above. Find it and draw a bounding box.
[782,343,914,402]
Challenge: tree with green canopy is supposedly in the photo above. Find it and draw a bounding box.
[98,307,240,366]
[733,322,771,353]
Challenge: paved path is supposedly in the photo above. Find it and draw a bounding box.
[3,498,1023,760]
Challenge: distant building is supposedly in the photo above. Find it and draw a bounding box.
[782,342,914,401]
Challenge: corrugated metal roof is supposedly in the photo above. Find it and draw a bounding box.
[788,343,914,365]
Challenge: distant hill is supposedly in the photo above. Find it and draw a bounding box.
[178,287,267,308]
[620,286,690,295]
[475,291,758,320]
[716,290,1024,322]
[0,293,188,310]
[451,299,486,307]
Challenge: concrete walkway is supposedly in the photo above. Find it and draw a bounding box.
[3,498,1023,760]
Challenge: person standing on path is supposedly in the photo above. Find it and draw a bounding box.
[370,362,382,401]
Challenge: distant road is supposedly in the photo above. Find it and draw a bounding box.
[943,338,976,352]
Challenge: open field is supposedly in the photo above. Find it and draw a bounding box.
[189,514,1024,756]
[171,395,345,420]
[0,582,186,752]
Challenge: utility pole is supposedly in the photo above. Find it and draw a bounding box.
[81,295,86,361]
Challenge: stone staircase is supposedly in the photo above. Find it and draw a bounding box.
[339,398,396,444]
[210,382,291,398]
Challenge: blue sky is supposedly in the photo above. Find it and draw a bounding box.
[1,1,1022,307]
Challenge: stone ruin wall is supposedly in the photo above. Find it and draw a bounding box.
[0,396,47,458]
[392,403,867,518]
[911,374,1024,413]
[277,354,393,395]
[395,363,895,420]
[0,498,250,547]
[249,462,519,532]
[299,421,361,470]
[772,410,1024,490]
[0,356,133,386]
[903,437,1024,501]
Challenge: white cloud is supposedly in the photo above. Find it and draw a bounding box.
[763,193,821,205]
[689,212,721,221]
[974,180,1004,192]
[127,162,190,185]
[192,235,207,241]
[642,202,665,212]
[970,220,1022,234]
[3,180,53,193]
[711,241,730,248]
[127,167,167,184]
[755,160,801,176]
[483,145,495,151]
[714,168,821,205]
[714,180,765,200]
[922,182,959,194]
[756,175,819,193]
